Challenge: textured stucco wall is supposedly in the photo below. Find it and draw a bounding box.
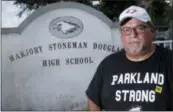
[2,2,122,111]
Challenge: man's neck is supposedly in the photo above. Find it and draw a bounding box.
[126,44,156,62]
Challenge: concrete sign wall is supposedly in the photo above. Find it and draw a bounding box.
[2,2,122,111]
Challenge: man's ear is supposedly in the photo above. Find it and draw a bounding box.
[151,27,156,33]
[150,28,156,40]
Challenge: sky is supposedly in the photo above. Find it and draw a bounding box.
[2,1,31,28]
[1,1,100,28]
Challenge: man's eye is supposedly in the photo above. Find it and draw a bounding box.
[137,26,145,30]
[122,28,130,32]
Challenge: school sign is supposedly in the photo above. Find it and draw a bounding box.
[2,2,122,110]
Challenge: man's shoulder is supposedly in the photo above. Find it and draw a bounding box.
[108,49,125,58]
[101,49,125,63]
[156,45,172,57]
[155,45,172,62]
[97,50,125,69]
[156,45,172,53]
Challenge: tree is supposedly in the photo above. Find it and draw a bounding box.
[14,0,171,25]
[14,0,93,17]
[98,0,171,25]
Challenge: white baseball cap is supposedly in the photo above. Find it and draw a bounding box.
[119,5,152,25]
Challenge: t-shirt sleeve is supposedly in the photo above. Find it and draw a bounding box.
[86,59,106,108]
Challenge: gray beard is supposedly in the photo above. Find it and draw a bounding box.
[126,42,143,53]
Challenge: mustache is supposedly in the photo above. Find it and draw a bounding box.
[128,40,140,44]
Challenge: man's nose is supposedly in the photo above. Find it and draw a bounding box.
[130,28,138,38]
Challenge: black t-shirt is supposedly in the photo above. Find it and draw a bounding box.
[86,45,173,111]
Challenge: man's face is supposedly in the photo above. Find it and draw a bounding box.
[120,18,155,55]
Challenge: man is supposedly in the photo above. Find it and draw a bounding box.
[86,5,173,111]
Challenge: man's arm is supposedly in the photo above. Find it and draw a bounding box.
[86,57,108,111]
[88,98,101,111]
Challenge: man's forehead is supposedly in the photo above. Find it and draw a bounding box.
[121,18,146,27]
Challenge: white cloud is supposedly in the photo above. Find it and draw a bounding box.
[92,1,100,5]
[2,1,30,28]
